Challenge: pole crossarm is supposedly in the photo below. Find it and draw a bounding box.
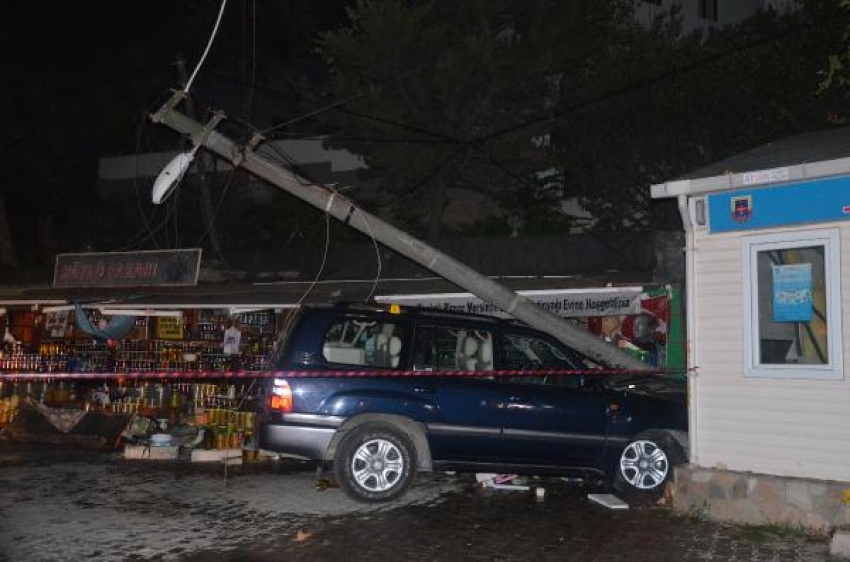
[150,91,651,370]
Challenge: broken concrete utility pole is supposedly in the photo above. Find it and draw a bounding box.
[151,91,650,370]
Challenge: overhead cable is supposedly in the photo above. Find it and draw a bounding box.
[184,0,230,94]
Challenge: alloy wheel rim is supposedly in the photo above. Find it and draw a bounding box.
[619,439,669,490]
[351,438,404,492]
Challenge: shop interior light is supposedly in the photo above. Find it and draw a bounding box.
[41,305,77,313]
[98,308,182,317]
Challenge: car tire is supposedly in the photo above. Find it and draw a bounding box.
[613,430,684,496]
[334,423,417,503]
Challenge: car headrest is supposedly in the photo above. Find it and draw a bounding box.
[477,340,493,364]
[389,336,402,356]
[389,336,402,368]
[463,336,479,357]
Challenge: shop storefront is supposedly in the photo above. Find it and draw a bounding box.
[0,299,292,459]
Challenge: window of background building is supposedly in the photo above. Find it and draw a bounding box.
[699,0,718,21]
[742,229,843,379]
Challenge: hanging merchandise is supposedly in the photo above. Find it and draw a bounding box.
[45,311,70,338]
[223,321,242,355]
[74,305,136,340]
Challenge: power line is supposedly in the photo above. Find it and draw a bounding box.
[258,92,366,136]
[153,2,838,255]
[474,11,828,144]
[184,0,230,94]
[208,9,825,157]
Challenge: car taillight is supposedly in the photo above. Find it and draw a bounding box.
[270,379,293,413]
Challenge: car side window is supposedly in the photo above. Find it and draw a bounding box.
[502,332,583,387]
[413,325,494,372]
[322,317,407,368]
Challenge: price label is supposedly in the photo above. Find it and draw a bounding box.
[157,316,184,340]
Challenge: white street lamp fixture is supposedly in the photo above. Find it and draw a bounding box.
[151,145,199,205]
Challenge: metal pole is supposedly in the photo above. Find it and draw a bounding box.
[151,92,650,370]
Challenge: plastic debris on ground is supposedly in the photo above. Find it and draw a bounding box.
[475,473,531,491]
[587,493,629,509]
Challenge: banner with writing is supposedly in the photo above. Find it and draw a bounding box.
[375,287,642,318]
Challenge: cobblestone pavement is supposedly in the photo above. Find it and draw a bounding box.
[0,441,835,562]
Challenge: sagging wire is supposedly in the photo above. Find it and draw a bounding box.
[243,0,258,119]
[193,165,238,247]
[258,92,365,136]
[269,202,332,365]
[358,203,382,303]
[248,137,382,360]
[121,103,178,252]
[183,0,230,94]
[260,138,383,301]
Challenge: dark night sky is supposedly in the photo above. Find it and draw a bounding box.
[3,1,349,264]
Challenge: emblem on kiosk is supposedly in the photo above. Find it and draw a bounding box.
[731,195,753,223]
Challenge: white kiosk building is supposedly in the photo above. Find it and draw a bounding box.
[651,126,850,531]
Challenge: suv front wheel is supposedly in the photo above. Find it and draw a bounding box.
[334,423,417,502]
[614,430,684,496]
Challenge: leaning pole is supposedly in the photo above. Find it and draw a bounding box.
[151,91,650,370]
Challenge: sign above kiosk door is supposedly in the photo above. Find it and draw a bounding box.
[707,174,850,234]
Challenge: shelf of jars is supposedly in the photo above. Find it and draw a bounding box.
[0,339,272,374]
[0,377,262,439]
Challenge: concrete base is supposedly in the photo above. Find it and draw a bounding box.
[673,464,850,534]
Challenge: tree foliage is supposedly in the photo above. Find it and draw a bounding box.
[316,0,585,240]
[560,0,846,232]
[314,0,845,237]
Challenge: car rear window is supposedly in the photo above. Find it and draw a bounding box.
[322,317,408,368]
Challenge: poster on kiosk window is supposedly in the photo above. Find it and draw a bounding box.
[772,263,813,323]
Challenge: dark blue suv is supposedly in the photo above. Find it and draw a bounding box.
[259,304,687,502]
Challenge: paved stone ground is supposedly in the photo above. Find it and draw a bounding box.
[0,440,836,561]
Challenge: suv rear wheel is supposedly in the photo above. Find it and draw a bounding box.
[334,424,417,503]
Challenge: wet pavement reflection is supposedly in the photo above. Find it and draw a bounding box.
[0,441,833,562]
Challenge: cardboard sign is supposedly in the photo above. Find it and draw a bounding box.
[157,316,184,340]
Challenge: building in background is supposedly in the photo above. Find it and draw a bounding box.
[637,0,800,34]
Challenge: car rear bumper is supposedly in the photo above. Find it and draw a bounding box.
[258,414,345,461]
[258,424,334,460]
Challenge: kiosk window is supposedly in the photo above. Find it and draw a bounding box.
[742,229,843,379]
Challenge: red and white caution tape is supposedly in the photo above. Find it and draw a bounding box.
[0,367,667,381]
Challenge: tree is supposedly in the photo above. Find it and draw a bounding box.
[314,0,845,240]
[547,0,846,232]
[315,0,600,241]
[820,0,850,117]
